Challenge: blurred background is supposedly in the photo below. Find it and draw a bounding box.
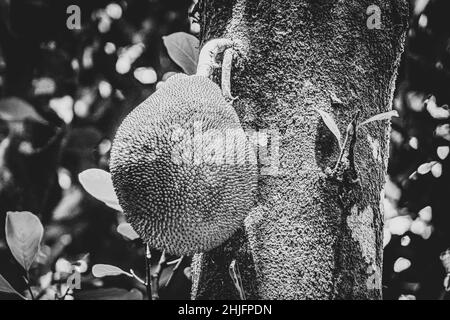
[0,0,448,300]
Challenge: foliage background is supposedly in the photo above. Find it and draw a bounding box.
[0,0,448,300]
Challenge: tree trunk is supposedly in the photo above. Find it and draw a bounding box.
[192,0,409,300]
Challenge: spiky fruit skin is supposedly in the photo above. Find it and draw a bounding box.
[110,74,257,255]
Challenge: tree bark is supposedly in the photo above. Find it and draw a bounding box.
[192,0,409,299]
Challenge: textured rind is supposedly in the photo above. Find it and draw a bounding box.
[110,74,257,256]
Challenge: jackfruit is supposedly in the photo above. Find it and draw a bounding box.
[110,74,257,255]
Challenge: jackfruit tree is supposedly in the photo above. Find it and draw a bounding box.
[190,0,410,299]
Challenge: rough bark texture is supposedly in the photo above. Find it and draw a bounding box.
[192,0,409,299]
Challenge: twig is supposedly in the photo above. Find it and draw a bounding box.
[129,269,146,286]
[23,275,35,300]
[332,111,360,176]
[145,244,152,300]
[59,287,71,300]
[229,260,246,300]
[150,250,167,300]
[166,257,182,266]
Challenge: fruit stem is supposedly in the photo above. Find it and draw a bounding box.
[222,48,238,102]
[196,38,236,78]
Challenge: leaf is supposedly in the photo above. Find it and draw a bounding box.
[0,97,47,124]
[133,67,157,84]
[387,215,412,236]
[426,97,450,120]
[49,95,74,124]
[116,223,140,241]
[417,162,436,175]
[78,169,122,211]
[0,273,25,299]
[158,264,176,288]
[437,146,450,160]
[74,288,143,300]
[358,110,399,127]
[394,257,411,273]
[431,162,442,178]
[413,0,430,15]
[418,206,432,223]
[162,32,199,75]
[32,77,56,96]
[316,109,342,149]
[5,211,44,271]
[92,264,132,278]
[183,267,192,280]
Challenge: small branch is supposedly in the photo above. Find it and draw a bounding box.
[229,260,246,300]
[166,257,182,266]
[23,275,35,300]
[331,111,360,180]
[150,250,167,300]
[333,127,351,173]
[145,244,152,300]
[347,114,360,182]
[34,289,47,300]
[130,269,146,286]
[59,287,71,300]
